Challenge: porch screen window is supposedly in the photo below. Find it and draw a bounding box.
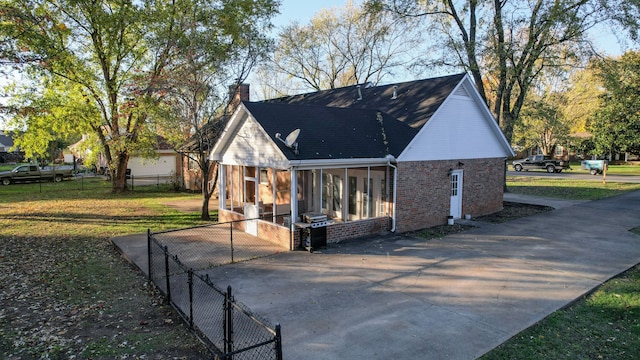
[332,175,341,212]
[322,173,329,210]
[363,177,373,217]
[348,176,357,215]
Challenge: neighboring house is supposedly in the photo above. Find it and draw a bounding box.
[67,135,180,179]
[0,130,24,163]
[209,73,515,249]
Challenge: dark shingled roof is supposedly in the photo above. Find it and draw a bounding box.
[0,131,15,149]
[264,73,466,129]
[243,102,418,160]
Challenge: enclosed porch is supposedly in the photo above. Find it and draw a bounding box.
[217,162,395,249]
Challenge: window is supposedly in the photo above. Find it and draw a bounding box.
[348,176,357,215]
[363,177,372,217]
[260,169,269,185]
[451,174,459,196]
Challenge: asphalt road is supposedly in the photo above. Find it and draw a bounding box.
[507,170,640,183]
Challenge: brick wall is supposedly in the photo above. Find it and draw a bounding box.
[395,158,505,232]
[326,217,390,244]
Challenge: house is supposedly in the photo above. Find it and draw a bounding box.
[209,73,515,249]
[67,135,180,179]
[0,130,23,163]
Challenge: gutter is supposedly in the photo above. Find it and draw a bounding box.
[290,157,391,170]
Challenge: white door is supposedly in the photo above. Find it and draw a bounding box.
[449,170,463,219]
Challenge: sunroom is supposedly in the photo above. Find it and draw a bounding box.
[217,160,395,250]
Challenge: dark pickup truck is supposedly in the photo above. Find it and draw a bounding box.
[512,155,570,173]
[0,164,74,185]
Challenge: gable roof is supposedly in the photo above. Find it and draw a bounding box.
[212,72,514,165]
[265,73,466,129]
[242,102,418,160]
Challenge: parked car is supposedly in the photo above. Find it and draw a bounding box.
[512,155,570,173]
[0,164,74,185]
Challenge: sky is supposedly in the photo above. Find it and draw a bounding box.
[272,0,362,29]
[0,0,630,129]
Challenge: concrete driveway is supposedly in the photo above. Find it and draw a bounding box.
[112,191,640,359]
[193,191,640,359]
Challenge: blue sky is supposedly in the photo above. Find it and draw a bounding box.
[272,0,362,29]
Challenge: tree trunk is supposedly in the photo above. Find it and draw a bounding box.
[111,152,130,193]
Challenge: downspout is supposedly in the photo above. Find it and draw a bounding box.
[386,155,397,232]
[289,167,298,251]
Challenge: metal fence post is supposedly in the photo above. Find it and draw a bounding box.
[230,222,234,263]
[188,268,194,329]
[275,324,283,360]
[164,245,171,301]
[147,229,152,281]
[224,285,234,357]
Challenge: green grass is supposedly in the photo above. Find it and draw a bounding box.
[507,176,640,200]
[0,179,211,358]
[483,176,640,359]
[569,162,640,176]
[481,265,640,359]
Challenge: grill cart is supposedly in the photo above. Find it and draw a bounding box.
[295,212,328,252]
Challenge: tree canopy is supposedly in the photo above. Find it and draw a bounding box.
[588,50,640,156]
[1,0,279,192]
[263,1,423,94]
[366,0,640,144]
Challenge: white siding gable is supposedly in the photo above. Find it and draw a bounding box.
[221,113,289,168]
[398,81,511,161]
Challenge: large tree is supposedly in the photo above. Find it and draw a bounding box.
[1,0,169,192]
[588,50,640,157]
[267,1,423,93]
[1,0,278,193]
[155,0,277,220]
[366,0,640,143]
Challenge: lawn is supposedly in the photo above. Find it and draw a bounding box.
[0,178,211,358]
[507,176,640,200]
[480,178,640,359]
[1,174,639,358]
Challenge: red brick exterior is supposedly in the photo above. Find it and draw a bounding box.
[395,158,505,233]
[326,217,390,243]
[218,157,505,249]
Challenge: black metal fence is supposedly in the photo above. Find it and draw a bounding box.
[148,229,283,359]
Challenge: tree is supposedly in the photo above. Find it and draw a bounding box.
[512,92,571,156]
[588,51,640,157]
[1,0,167,192]
[154,0,277,219]
[5,77,92,162]
[268,1,423,93]
[1,0,278,194]
[366,0,640,143]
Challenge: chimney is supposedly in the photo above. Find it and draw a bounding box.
[227,83,250,114]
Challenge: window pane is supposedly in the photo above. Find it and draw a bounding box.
[349,176,357,215]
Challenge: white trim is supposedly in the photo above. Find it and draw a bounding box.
[290,157,390,170]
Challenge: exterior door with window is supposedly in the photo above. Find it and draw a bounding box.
[449,169,463,219]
